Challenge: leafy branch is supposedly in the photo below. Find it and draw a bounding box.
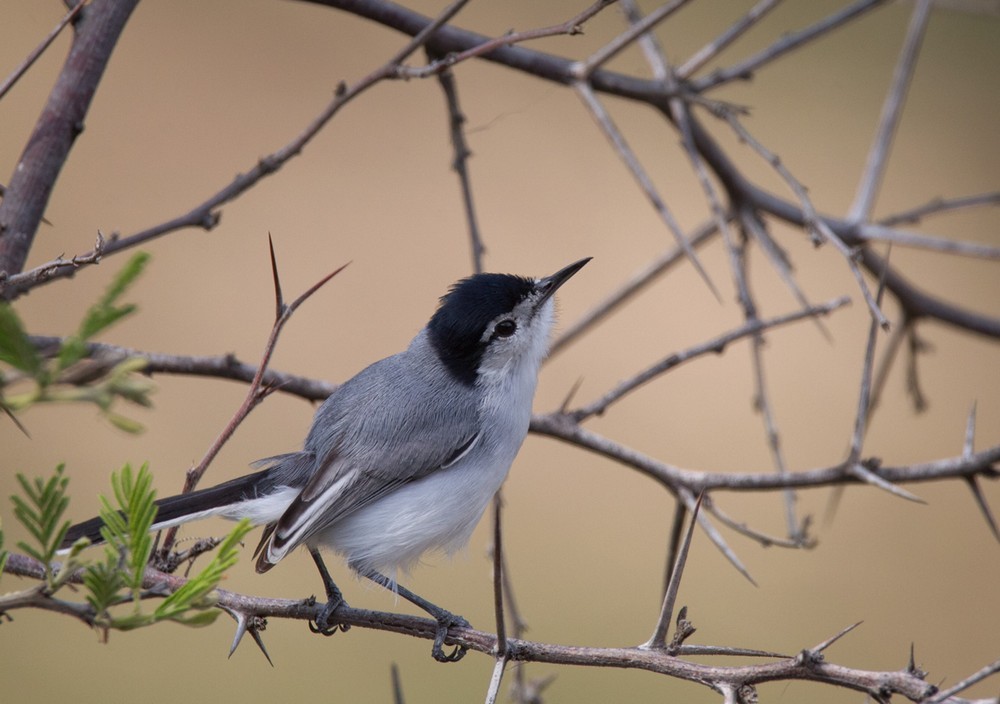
[0,252,154,432]
[0,465,252,638]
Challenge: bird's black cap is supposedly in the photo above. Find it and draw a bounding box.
[428,258,590,385]
[429,272,534,385]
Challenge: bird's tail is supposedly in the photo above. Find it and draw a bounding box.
[59,468,273,550]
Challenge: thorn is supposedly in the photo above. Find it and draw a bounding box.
[559,376,584,414]
[906,642,927,679]
[223,607,273,666]
[810,621,862,653]
[850,461,925,503]
[964,476,1000,543]
[247,622,274,667]
[390,662,405,704]
[268,233,285,320]
[2,404,30,438]
[225,607,249,658]
[963,401,977,458]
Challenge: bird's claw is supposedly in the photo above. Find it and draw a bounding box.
[431,611,470,663]
[308,595,351,636]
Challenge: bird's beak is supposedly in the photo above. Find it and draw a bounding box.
[534,257,591,311]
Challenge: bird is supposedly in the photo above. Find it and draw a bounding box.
[62,257,590,662]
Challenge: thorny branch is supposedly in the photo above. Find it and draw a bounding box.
[0,551,948,703]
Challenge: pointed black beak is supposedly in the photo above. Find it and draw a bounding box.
[534,257,591,310]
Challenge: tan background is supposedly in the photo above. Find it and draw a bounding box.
[2,1,999,702]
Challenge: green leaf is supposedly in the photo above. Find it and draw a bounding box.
[10,465,70,576]
[83,554,127,620]
[104,412,145,434]
[57,252,149,371]
[97,463,157,604]
[0,303,41,375]
[153,519,252,623]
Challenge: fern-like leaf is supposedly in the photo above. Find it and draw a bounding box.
[10,465,70,576]
[57,252,150,371]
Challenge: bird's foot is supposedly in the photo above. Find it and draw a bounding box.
[430,610,471,663]
[308,594,351,636]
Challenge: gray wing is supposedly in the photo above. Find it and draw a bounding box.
[257,344,479,568]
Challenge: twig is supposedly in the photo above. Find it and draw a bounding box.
[961,403,1000,542]
[854,223,1000,260]
[868,315,910,417]
[570,296,850,421]
[675,0,783,79]
[877,191,1000,227]
[529,412,1000,494]
[397,0,617,80]
[925,658,1000,703]
[491,493,507,658]
[0,0,140,279]
[0,0,468,301]
[643,492,703,650]
[484,653,509,704]
[432,54,485,273]
[847,0,933,223]
[571,0,692,78]
[0,0,87,102]
[160,247,348,552]
[572,80,719,298]
[717,106,889,328]
[733,214,801,537]
[27,336,337,402]
[703,497,811,549]
[690,0,888,91]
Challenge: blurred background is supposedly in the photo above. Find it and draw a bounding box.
[1,1,998,701]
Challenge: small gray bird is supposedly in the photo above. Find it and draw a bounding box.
[63,257,589,661]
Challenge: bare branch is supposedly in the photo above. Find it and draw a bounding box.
[847,0,933,223]
[397,0,618,80]
[0,0,140,277]
[431,55,485,273]
[571,296,850,421]
[690,0,888,91]
[1,551,943,701]
[675,0,783,79]
[925,658,1000,703]
[572,80,719,299]
[0,0,86,102]
[644,493,702,650]
[877,192,1000,227]
[572,0,691,78]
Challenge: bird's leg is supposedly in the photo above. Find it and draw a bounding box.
[308,548,350,635]
[359,568,470,663]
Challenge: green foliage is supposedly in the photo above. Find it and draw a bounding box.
[151,519,252,627]
[0,253,154,431]
[96,464,157,605]
[0,303,41,375]
[7,464,254,635]
[10,465,71,581]
[57,252,150,371]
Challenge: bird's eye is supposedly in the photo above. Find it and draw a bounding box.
[493,320,517,338]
